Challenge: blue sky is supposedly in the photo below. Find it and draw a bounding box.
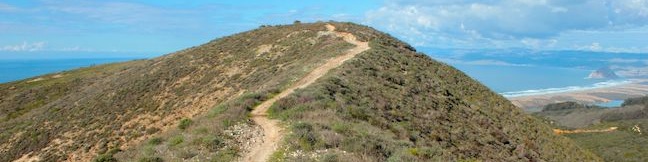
[1,0,648,57]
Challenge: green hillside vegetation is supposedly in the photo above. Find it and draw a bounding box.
[534,97,648,161]
[533,102,608,128]
[541,101,604,112]
[535,100,648,129]
[565,118,648,162]
[1,22,599,161]
[621,96,648,107]
[263,32,598,161]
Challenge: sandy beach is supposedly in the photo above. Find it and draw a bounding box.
[509,79,648,111]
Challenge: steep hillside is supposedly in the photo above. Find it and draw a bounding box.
[1,22,599,161]
[1,22,355,161]
[263,25,599,161]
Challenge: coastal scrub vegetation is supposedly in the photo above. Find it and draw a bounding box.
[267,24,599,161]
[0,22,599,161]
[0,22,354,161]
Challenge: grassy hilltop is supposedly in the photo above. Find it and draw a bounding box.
[0,22,599,162]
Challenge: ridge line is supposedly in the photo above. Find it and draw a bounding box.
[241,24,370,162]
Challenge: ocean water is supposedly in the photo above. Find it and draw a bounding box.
[452,64,602,92]
[450,64,632,98]
[421,48,647,98]
[0,58,141,83]
[594,100,625,108]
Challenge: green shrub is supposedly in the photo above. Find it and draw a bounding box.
[320,153,338,162]
[386,149,418,162]
[292,122,323,151]
[221,119,232,128]
[269,148,287,162]
[93,154,117,162]
[203,136,224,151]
[147,137,163,145]
[178,118,193,130]
[107,148,121,155]
[138,156,164,162]
[168,135,184,147]
[93,148,121,162]
[194,127,209,134]
[208,104,228,118]
[407,148,419,156]
[331,122,351,134]
[212,147,238,162]
[348,106,369,120]
[191,135,224,151]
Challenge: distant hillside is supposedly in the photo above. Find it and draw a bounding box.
[0,22,599,161]
[587,67,619,79]
[535,99,648,129]
[621,95,648,107]
[534,97,648,161]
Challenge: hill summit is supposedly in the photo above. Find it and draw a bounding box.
[1,22,599,161]
[587,67,619,79]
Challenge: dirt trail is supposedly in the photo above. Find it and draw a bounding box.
[242,24,370,162]
[553,127,618,135]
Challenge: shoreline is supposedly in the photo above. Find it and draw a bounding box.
[507,79,648,112]
[501,79,633,98]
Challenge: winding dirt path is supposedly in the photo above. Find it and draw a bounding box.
[553,127,618,135]
[242,24,370,162]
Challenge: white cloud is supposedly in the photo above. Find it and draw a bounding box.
[589,42,602,51]
[439,58,532,67]
[611,0,648,18]
[0,2,19,12]
[467,59,532,67]
[521,38,557,49]
[608,58,642,63]
[571,42,648,53]
[367,0,613,39]
[0,41,99,52]
[58,46,95,52]
[41,0,205,33]
[1,42,47,52]
[365,0,648,51]
[551,7,568,13]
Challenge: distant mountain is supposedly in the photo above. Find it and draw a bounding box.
[0,22,599,161]
[587,67,619,79]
